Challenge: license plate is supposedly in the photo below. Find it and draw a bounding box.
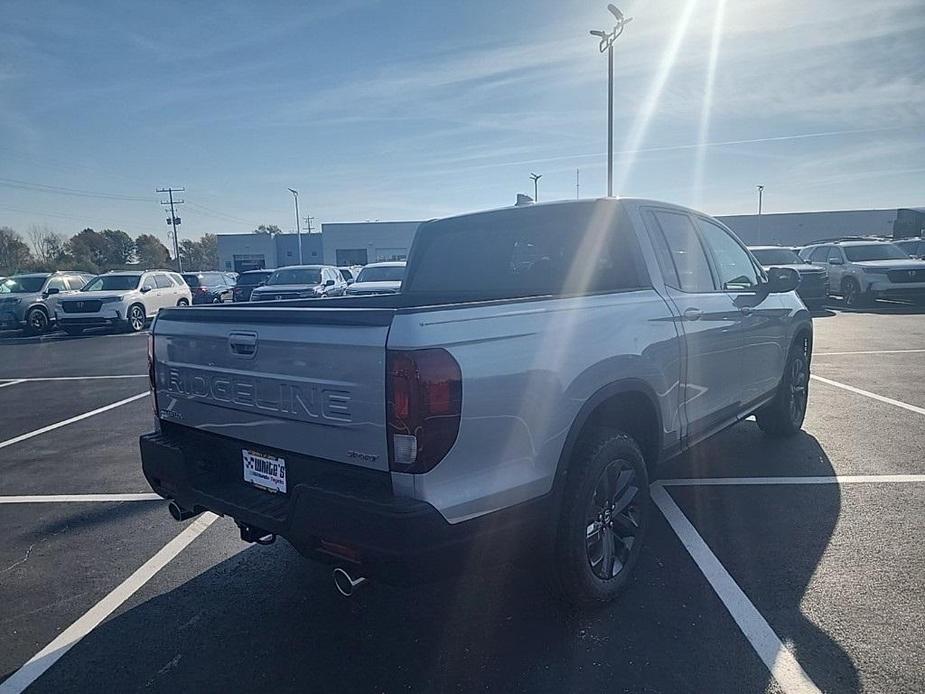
[242,449,287,493]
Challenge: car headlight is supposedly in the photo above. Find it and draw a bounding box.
[99,296,124,303]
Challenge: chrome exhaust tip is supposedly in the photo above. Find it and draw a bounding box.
[168,501,200,522]
[333,567,367,597]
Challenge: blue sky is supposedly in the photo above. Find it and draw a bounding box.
[1,0,923,242]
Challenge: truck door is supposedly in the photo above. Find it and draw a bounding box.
[643,209,745,441]
[694,216,788,406]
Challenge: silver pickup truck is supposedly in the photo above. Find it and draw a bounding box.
[140,198,812,605]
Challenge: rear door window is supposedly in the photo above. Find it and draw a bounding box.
[154,274,174,289]
[648,210,716,293]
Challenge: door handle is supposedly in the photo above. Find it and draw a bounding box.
[683,307,702,321]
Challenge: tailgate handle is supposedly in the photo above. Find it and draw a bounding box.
[228,331,258,358]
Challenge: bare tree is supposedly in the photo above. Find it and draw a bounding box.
[27,224,67,265]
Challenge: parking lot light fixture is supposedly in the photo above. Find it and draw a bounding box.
[590,4,633,197]
[288,188,302,264]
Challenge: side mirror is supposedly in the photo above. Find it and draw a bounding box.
[324,279,335,287]
[766,267,800,294]
[45,287,60,296]
[828,257,844,265]
[256,281,266,287]
[140,286,152,293]
[346,279,355,285]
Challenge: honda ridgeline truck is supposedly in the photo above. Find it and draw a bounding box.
[140,198,812,604]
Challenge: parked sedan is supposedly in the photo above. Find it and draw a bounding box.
[748,246,828,310]
[182,272,233,304]
[232,269,273,302]
[345,261,406,296]
[249,265,347,301]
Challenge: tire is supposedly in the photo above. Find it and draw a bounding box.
[212,297,222,304]
[25,307,49,335]
[176,298,189,307]
[124,304,147,333]
[842,277,871,308]
[551,430,649,606]
[756,335,810,437]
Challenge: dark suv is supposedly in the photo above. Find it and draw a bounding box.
[232,269,274,302]
[182,272,234,304]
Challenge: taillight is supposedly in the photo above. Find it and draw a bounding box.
[386,348,462,474]
[147,332,158,417]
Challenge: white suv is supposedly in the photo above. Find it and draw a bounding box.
[56,270,192,335]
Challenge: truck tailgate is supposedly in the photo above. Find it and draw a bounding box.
[151,305,393,471]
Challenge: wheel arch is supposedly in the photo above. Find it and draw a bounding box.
[553,379,664,497]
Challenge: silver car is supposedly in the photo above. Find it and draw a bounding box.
[799,240,925,307]
[0,272,94,334]
[345,261,405,295]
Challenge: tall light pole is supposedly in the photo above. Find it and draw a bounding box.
[530,173,542,202]
[756,185,764,243]
[288,188,302,264]
[590,4,632,197]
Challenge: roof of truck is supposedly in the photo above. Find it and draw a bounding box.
[424,197,701,225]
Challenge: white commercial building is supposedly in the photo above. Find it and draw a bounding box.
[321,221,421,266]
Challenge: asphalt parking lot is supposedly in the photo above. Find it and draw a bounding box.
[1,306,923,693]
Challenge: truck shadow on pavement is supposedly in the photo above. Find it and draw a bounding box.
[26,425,857,694]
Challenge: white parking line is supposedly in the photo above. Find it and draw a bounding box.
[814,348,925,356]
[0,493,162,504]
[0,375,146,382]
[0,379,26,389]
[0,392,149,450]
[651,484,821,694]
[811,375,925,416]
[0,513,217,694]
[660,474,925,487]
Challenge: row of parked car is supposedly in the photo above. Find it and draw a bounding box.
[0,261,407,336]
[748,237,925,308]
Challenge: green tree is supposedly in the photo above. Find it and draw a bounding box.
[0,226,34,274]
[67,228,107,273]
[135,234,171,269]
[100,229,135,268]
[253,224,281,235]
[199,233,219,270]
[178,239,204,271]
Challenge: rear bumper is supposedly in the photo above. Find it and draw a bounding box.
[140,429,548,582]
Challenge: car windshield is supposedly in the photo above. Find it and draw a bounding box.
[339,269,354,281]
[0,276,46,293]
[267,268,322,285]
[82,275,140,291]
[750,248,802,265]
[843,244,909,262]
[356,266,405,283]
[236,272,272,286]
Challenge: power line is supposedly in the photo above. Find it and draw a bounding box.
[185,201,262,227]
[0,177,151,202]
[0,203,163,235]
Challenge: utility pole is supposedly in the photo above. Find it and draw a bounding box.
[756,185,764,243]
[590,5,632,197]
[303,215,315,234]
[530,173,542,202]
[288,188,302,263]
[576,169,580,199]
[157,187,184,272]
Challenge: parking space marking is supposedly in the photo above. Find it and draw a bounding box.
[0,392,149,450]
[0,375,146,383]
[0,493,162,504]
[651,484,821,694]
[0,379,26,389]
[0,513,217,694]
[813,348,925,356]
[811,375,925,416]
[659,474,925,487]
